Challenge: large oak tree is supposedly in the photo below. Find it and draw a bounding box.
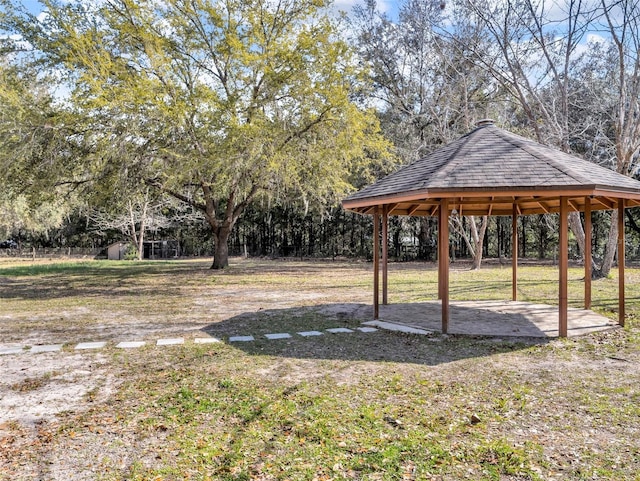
[1,0,392,268]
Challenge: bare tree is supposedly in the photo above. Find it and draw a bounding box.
[353,0,501,267]
[90,190,173,260]
[594,0,640,274]
[450,212,489,269]
[457,0,639,274]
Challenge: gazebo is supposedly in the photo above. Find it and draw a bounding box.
[342,120,640,337]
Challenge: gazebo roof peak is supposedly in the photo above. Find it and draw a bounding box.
[343,123,640,216]
[475,118,495,127]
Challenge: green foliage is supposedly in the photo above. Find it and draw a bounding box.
[122,243,138,260]
[0,191,69,240]
[0,0,395,266]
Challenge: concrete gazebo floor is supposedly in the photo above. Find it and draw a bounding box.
[363,300,618,338]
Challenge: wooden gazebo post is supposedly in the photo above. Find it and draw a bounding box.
[373,206,380,319]
[512,203,518,301]
[618,199,626,326]
[382,205,389,305]
[559,197,569,337]
[438,198,450,334]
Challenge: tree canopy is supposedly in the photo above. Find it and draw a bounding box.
[1,0,639,268]
[1,0,394,267]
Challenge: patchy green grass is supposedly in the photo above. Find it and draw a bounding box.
[1,258,639,480]
[37,331,638,481]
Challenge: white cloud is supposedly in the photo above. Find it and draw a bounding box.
[585,33,608,46]
[332,0,396,16]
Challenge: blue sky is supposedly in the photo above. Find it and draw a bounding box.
[18,0,401,18]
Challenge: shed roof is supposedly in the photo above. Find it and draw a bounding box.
[343,121,640,216]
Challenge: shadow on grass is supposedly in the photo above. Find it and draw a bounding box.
[0,261,201,301]
[201,302,551,366]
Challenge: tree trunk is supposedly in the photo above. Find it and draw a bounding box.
[211,226,231,269]
[569,211,585,261]
[450,215,487,269]
[470,216,488,270]
[136,227,145,261]
[597,211,618,278]
[126,199,148,261]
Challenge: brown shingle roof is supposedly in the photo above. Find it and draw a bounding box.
[343,122,640,216]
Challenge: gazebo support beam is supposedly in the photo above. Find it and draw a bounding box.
[512,203,518,301]
[382,205,389,306]
[594,197,616,209]
[373,207,380,320]
[618,198,625,326]
[537,201,550,213]
[407,204,421,216]
[438,198,450,334]
[559,197,569,337]
[569,199,580,212]
[585,197,592,310]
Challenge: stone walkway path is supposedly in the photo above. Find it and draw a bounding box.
[0,326,384,356]
[1,300,617,357]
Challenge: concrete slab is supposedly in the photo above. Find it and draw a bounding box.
[297,331,324,337]
[194,337,221,344]
[363,320,432,335]
[75,342,107,350]
[0,347,25,355]
[356,326,379,333]
[30,344,63,353]
[157,338,184,346]
[326,327,355,334]
[371,300,618,338]
[264,333,292,340]
[229,336,254,342]
[116,341,146,349]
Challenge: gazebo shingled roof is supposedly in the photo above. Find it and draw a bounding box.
[343,121,640,216]
[342,120,640,337]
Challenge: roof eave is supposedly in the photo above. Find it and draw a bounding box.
[342,185,640,211]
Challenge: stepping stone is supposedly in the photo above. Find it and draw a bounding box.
[194,337,221,344]
[362,320,432,335]
[75,342,107,350]
[229,336,254,342]
[264,333,291,340]
[326,328,354,334]
[116,341,146,349]
[157,338,184,346]
[30,344,63,353]
[297,331,324,337]
[0,347,24,355]
[356,327,378,333]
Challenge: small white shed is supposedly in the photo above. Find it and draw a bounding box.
[107,242,129,260]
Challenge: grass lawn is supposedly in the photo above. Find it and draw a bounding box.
[1,257,639,480]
